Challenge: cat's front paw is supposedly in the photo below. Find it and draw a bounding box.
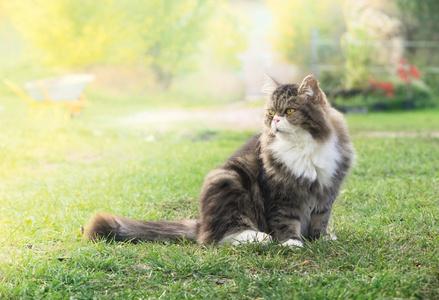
[281,238,303,248]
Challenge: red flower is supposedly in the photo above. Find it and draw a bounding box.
[397,69,410,83]
[368,77,395,98]
[397,58,421,82]
[379,81,395,98]
[409,65,421,79]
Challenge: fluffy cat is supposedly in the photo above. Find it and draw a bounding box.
[85,75,355,247]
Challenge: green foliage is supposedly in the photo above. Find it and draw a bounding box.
[395,0,439,41]
[395,0,439,92]
[341,29,375,90]
[4,0,245,88]
[268,0,439,95]
[118,0,217,89]
[333,79,437,111]
[4,0,124,67]
[203,2,247,71]
[267,0,345,71]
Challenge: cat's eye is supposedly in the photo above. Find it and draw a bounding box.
[286,108,295,115]
[268,109,275,116]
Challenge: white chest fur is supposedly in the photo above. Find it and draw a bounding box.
[268,131,342,187]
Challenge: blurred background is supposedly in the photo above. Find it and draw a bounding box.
[0,0,438,112]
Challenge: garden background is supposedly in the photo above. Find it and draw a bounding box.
[0,0,438,298]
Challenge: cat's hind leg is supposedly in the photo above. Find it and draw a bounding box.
[197,167,267,245]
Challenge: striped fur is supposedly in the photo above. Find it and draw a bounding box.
[85,75,355,246]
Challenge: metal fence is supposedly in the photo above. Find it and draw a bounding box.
[310,29,439,78]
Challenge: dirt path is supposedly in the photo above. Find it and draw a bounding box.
[120,103,439,138]
[121,102,265,131]
[360,131,439,138]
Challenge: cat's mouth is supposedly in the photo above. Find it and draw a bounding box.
[271,122,289,135]
[271,119,298,140]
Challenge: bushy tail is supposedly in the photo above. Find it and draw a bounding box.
[85,213,200,242]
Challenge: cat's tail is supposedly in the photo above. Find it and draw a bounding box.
[85,213,200,242]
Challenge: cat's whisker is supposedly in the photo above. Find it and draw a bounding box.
[285,127,298,142]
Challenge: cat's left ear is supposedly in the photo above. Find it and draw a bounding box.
[261,74,280,98]
[298,74,324,104]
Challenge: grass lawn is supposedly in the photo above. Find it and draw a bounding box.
[0,91,438,299]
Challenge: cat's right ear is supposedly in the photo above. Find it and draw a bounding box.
[261,74,280,98]
[298,74,324,104]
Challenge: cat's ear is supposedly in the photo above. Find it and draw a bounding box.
[298,74,324,103]
[261,74,280,98]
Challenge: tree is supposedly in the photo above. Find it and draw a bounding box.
[4,0,244,88]
[4,0,124,68]
[118,0,216,89]
[395,0,439,41]
[267,0,345,74]
[203,1,247,71]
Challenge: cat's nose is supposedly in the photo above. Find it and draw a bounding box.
[273,117,280,124]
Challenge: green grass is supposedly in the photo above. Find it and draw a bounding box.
[346,109,439,133]
[0,92,438,299]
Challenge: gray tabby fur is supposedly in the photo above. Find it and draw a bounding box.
[85,75,355,247]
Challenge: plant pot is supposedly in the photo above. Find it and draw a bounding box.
[332,104,368,114]
[372,103,388,111]
[402,99,415,110]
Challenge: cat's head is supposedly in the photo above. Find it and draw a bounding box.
[262,75,331,141]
